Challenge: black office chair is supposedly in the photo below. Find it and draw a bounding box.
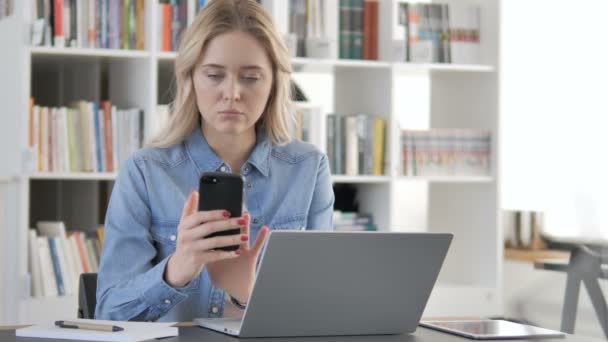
[77,273,98,319]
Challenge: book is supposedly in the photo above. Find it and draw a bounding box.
[28,230,44,298]
[37,221,78,295]
[16,319,179,342]
[36,236,58,297]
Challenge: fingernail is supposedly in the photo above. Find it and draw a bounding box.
[241,235,249,241]
[237,218,246,225]
[235,249,242,255]
[223,211,231,218]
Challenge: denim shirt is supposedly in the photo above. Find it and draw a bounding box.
[95,127,334,322]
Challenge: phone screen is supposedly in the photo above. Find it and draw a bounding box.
[198,172,244,251]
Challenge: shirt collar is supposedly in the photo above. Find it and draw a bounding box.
[184,126,271,177]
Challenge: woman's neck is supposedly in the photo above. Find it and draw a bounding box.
[201,124,257,173]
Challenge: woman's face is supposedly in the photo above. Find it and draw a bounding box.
[193,31,273,137]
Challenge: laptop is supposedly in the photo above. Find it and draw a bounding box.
[195,231,452,338]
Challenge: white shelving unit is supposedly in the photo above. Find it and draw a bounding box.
[0,0,501,325]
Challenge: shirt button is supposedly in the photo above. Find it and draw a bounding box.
[211,307,219,314]
[170,234,176,241]
[220,166,227,172]
[244,166,250,173]
[164,299,171,305]
[253,218,259,224]
[246,182,252,189]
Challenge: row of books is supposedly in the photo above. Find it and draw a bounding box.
[157,0,206,52]
[339,0,378,60]
[398,2,481,64]
[333,211,377,231]
[400,129,491,177]
[327,114,386,176]
[28,221,103,298]
[28,99,144,173]
[30,0,146,50]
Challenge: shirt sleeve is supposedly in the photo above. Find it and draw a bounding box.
[95,156,198,321]
[306,154,335,231]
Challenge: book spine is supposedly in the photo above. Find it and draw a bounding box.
[111,105,118,170]
[49,108,56,172]
[47,237,65,296]
[135,0,144,50]
[73,232,90,273]
[334,115,343,174]
[68,0,77,47]
[101,101,114,172]
[129,0,136,49]
[55,236,74,295]
[92,102,102,172]
[120,0,131,50]
[60,108,70,173]
[363,0,372,60]
[87,0,96,47]
[162,4,172,51]
[37,237,58,297]
[28,230,43,297]
[356,114,366,174]
[345,115,358,175]
[53,0,65,48]
[350,0,363,60]
[339,0,349,59]
[370,0,378,60]
[326,115,335,174]
[31,103,40,172]
[87,102,97,172]
[69,234,84,276]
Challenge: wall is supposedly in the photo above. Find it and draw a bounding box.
[500,2,608,338]
[500,0,608,240]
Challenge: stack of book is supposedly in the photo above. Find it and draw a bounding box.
[401,129,491,177]
[30,0,146,50]
[333,211,377,231]
[28,99,144,173]
[326,114,385,176]
[28,221,104,298]
[397,2,481,64]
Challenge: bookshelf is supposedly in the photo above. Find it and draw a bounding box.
[0,0,500,325]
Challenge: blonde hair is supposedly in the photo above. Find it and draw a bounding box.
[149,0,293,148]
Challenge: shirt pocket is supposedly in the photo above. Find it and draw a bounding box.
[150,220,179,260]
[270,215,307,231]
[150,220,201,292]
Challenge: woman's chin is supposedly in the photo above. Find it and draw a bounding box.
[215,123,249,135]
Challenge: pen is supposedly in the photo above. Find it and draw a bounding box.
[55,320,124,332]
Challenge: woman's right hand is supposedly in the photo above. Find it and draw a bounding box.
[164,190,247,288]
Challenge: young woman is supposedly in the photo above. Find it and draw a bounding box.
[95,0,334,322]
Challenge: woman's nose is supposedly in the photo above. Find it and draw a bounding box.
[223,78,241,102]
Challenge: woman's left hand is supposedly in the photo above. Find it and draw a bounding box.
[205,212,269,304]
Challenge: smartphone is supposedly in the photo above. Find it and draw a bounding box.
[198,172,244,251]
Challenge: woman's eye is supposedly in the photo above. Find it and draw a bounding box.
[207,74,223,80]
[242,76,259,83]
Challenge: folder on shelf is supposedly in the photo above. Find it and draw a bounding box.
[16,319,178,342]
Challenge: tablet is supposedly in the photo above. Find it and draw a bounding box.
[420,320,566,340]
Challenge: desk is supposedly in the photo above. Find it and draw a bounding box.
[0,325,604,342]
